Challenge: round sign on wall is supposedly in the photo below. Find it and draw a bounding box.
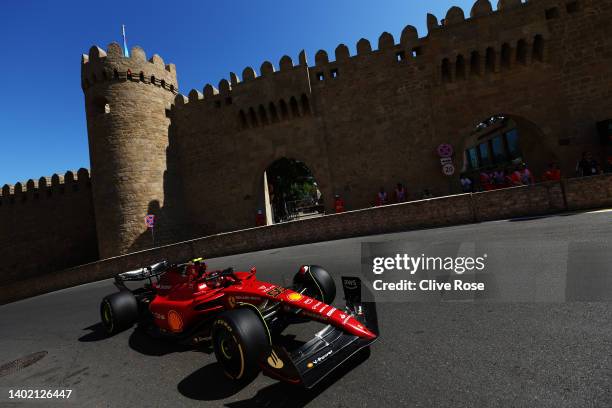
[442,163,455,176]
[437,144,454,158]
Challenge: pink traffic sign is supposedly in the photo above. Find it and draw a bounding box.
[437,143,454,158]
[145,214,155,228]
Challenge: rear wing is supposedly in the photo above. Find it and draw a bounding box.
[261,276,378,388]
[114,261,168,284]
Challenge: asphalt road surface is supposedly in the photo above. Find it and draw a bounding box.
[1,210,611,407]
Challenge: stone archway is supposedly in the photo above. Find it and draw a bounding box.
[458,113,558,184]
[254,157,327,225]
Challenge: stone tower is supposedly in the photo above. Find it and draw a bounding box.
[81,43,178,258]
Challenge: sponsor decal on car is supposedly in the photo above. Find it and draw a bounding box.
[343,278,359,290]
[265,286,286,298]
[287,292,303,302]
[167,310,184,333]
[306,350,333,369]
[267,350,284,369]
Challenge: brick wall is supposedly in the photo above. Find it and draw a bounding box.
[1,173,609,304]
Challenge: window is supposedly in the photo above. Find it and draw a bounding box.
[330,68,338,78]
[289,97,300,117]
[161,80,166,89]
[478,142,491,167]
[533,35,544,62]
[239,110,247,129]
[441,58,452,82]
[269,102,279,123]
[258,105,269,125]
[396,51,406,62]
[505,129,522,160]
[566,1,580,13]
[412,47,422,57]
[301,94,311,115]
[545,7,559,19]
[470,51,480,76]
[516,40,528,65]
[249,107,258,127]
[501,44,512,70]
[491,136,507,163]
[456,55,466,80]
[279,100,289,120]
[485,47,496,73]
[317,72,324,81]
[151,75,156,85]
[466,147,479,170]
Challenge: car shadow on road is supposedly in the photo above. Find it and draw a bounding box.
[128,327,212,356]
[177,362,254,400]
[226,347,371,408]
[78,323,109,342]
[177,346,370,406]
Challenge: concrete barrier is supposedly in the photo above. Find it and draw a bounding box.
[1,174,610,305]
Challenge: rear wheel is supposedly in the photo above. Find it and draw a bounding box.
[293,265,336,305]
[100,291,139,335]
[211,308,269,381]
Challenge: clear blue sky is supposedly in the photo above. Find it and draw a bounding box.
[0,0,475,186]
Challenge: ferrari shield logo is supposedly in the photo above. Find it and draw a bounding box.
[267,350,284,369]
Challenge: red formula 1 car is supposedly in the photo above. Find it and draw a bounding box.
[99,258,378,388]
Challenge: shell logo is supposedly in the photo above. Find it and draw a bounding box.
[287,292,303,302]
[167,310,184,333]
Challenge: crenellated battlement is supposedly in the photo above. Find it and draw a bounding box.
[0,168,91,205]
[81,43,178,94]
[171,0,578,113]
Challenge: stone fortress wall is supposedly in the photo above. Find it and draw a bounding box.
[0,0,610,286]
[0,169,98,285]
[170,0,611,241]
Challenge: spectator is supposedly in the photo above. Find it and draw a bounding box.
[394,183,407,203]
[334,194,345,213]
[480,170,493,191]
[376,187,388,206]
[493,169,506,188]
[460,174,473,193]
[255,209,266,226]
[576,151,600,177]
[542,163,561,181]
[520,163,535,185]
[509,166,523,186]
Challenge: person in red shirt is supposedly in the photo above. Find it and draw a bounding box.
[334,194,345,213]
[480,171,494,191]
[509,166,523,186]
[542,163,561,181]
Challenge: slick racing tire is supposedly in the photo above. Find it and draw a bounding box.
[293,265,336,305]
[100,291,139,335]
[212,308,269,381]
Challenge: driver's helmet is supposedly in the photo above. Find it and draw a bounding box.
[187,257,207,278]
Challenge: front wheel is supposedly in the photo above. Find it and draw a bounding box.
[293,265,336,305]
[211,308,269,381]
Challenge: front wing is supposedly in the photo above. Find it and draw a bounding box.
[261,277,378,388]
